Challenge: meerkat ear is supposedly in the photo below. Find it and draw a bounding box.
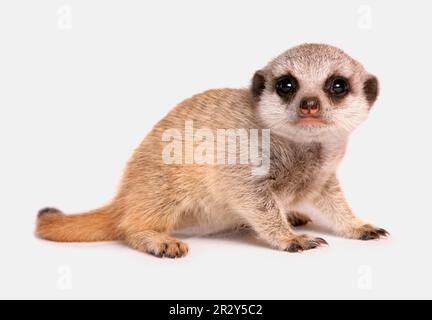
[251,70,266,102]
[363,75,379,108]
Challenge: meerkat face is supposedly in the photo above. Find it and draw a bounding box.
[251,44,379,143]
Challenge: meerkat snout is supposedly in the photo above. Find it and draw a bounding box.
[299,97,321,116]
[297,97,324,126]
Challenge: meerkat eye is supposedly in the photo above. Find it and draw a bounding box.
[330,78,349,95]
[276,76,297,96]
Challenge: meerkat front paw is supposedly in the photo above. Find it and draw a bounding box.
[351,224,389,240]
[287,212,312,227]
[283,235,328,253]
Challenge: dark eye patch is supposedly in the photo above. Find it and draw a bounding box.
[324,75,351,105]
[274,74,299,104]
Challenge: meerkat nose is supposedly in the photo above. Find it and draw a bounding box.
[299,97,321,116]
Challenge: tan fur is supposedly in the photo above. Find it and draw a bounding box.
[36,44,388,258]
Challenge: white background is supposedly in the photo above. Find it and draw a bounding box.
[1,0,431,299]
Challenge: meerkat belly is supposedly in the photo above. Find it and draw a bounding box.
[173,198,242,236]
[273,175,327,212]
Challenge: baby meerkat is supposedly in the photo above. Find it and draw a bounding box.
[36,43,388,258]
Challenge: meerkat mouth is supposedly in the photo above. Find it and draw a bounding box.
[296,117,327,126]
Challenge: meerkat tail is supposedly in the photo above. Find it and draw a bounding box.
[35,205,119,242]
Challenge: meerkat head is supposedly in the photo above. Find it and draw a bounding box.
[251,43,379,143]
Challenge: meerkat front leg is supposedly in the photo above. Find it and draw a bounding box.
[313,175,389,240]
[241,198,327,252]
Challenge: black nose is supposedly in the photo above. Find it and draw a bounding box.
[299,97,320,117]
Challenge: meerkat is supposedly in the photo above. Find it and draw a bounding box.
[36,43,388,258]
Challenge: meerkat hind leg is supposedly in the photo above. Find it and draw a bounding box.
[125,230,189,258]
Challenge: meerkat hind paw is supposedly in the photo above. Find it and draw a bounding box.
[148,238,189,258]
